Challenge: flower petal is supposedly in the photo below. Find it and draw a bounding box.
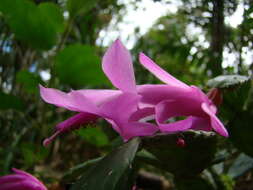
[43,113,99,146]
[39,85,77,111]
[137,84,192,106]
[0,169,47,190]
[72,89,121,106]
[159,117,193,133]
[102,39,136,93]
[56,113,98,131]
[120,122,158,141]
[190,117,212,131]
[139,53,189,88]
[100,93,140,121]
[201,103,228,137]
[155,100,201,133]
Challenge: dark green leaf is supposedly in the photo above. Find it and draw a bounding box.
[207,75,250,89]
[62,157,103,184]
[55,44,109,87]
[71,137,140,190]
[0,92,24,110]
[142,131,217,177]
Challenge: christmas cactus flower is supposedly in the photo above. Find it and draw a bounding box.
[0,168,47,190]
[40,39,159,145]
[40,39,228,145]
[137,53,228,137]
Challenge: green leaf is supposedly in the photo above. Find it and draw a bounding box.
[207,75,250,89]
[0,92,24,110]
[67,0,97,17]
[142,131,217,177]
[62,157,103,183]
[71,137,141,190]
[38,3,64,34]
[16,70,43,94]
[75,127,109,147]
[219,77,251,120]
[0,0,64,50]
[55,44,109,87]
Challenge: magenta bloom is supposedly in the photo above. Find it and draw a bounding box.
[40,39,228,145]
[137,53,228,137]
[0,168,47,190]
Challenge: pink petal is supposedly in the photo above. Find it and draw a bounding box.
[155,100,203,133]
[0,169,47,190]
[39,85,77,111]
[102,39,136,93]
[190,117,212,131]
[155,100,205,122]
[68,91,100,114]
[43,113,99,146]
[120,122,158,141]
[56,113,98,131]
[159,117,193,133]
[201,103,228,137]
[137,84,193,106]
[100,93,140,121]
[72,89,121,106]
[139,53,189,89]
[129,107,155,121]
[0,175,25,184]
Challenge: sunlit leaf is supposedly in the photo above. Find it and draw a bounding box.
[0,0,64,50]
[55,44,109,87]
[207,75,250,89]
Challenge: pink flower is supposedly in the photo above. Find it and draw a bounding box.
[137,53,228,137]
[40,39,159,145]
[40,39,228,145]
[0,168,47,190]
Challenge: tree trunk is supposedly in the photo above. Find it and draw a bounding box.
[210,0,224,76]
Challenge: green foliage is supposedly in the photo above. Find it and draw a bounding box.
[1,0,253,189]
[62,157,103,183]
[71,137,140,190]
[55,44,109,87]
[75,127,109,147]
[67,0,98,18]
[207,75,250,89]
[142,131,217,178]
[16,70,43,94]
[0,0,64,50]
[0,92,24,110]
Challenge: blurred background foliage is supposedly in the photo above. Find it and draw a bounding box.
[0,0,253,189]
